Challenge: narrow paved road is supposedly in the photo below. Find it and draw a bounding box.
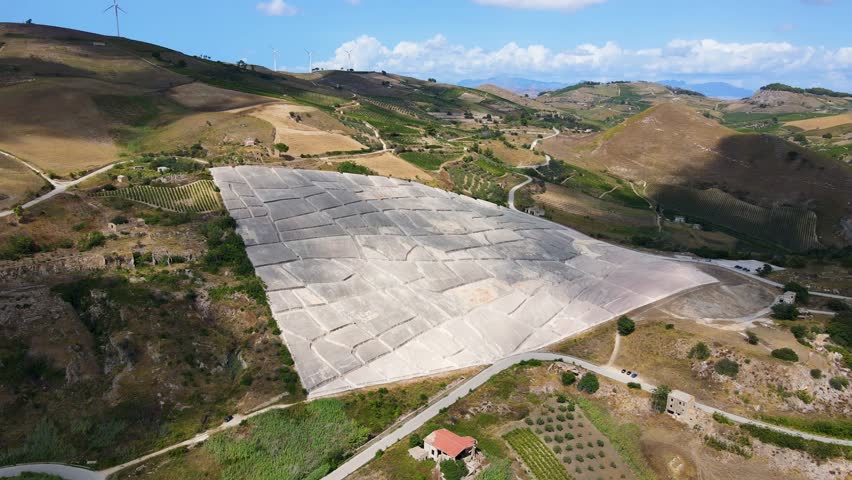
[321,351,852,480]
[0,162,122,218]
[529,127,560,150]
[507,175,532,211]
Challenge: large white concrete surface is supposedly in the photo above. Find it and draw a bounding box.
[212,167,716,397]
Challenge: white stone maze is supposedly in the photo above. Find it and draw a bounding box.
[212,167,717,397]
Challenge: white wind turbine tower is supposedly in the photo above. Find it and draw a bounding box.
[305,49,313,73]
[344,49,352,71]
[103,0,126,37]
[272,47,278,72]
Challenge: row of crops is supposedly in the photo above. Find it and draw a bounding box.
[503,428,571,480]
[447,161,508,206]
[93,180,223,213]
[650,185,821,251]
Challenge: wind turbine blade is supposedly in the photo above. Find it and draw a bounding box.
[117,6,127,13]
[103,5,114,13]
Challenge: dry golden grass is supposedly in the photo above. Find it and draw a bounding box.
[481,140,545,167]
[241,103,365,155]
[0,79,123,176]
[0,154,47,210]
[141,111,275,152]
[349,152,433,181]
[784,112,852,131]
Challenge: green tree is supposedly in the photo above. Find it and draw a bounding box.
[829,376,849,391]
[616,316,635,336]
[810,369,822,379]
[561,371,577,386]
[408,433,422,448]
[274,143,290,153]
[783,282,810,305]
[771,348,799,362]
[650,385,671,413]
[771,303,799,320]
[577,373,599,394]
[688,342,710,360]
[826,312,852,348]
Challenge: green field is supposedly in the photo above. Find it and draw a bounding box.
[93,180,222,213]
[503,428,571,480]
[446,157,509,206]
[650,185,820,251]
[399,151,459,171]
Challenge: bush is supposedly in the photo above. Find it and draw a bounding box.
[826,299,850,312]
[337,161,375,175]
[811,369,823,379]
[771,303,799,320]
[617,316,635,336]
[0,234,39,260]
[651,385,671,413]
[714,358,740,377]
[771,348,799,362]
[561,372,576,386]
[408,433,422,448]
[627,382,641,389]
[829,376,849,391]
[688,342,710,360]
[577,373,599,394]
[274,143,290,153]
[439,459,468,480]
[826,312,852,349]
[783,282,809,305]
[78,232,106,251]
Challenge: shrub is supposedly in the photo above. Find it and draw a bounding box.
[826,312,852,349]
[408,433,422,448]
[337,161,375,175]
[553,445,562,453]
[627,382,641,389]
[746,330,759,345]
[826,299,850,312]
[545,425,554,432]
[772,303,799,320]
[274,143,290,153]
[810,369,823,379]
[665,323,674,329]
[688,342,710,360]
[577,373,599,394]
[771,348,799,362]
[597,439,605,447]
[617,316,635,336]
[715,358,740,377]
[440,459,469,480]
[78,231,106,251]
[561,372,576,386]
[525,417,534,425]
[0,234,39,260]
[829,376,849,391]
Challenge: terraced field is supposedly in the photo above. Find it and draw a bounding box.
[446,158,509,206]
[650,185,821,251]
[93,180,222,213]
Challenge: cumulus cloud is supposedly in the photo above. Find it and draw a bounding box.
[256,0,298,16]
[314,35,852,89]
[472,0,606,10]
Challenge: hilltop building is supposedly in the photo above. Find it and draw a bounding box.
[779,291,797,305]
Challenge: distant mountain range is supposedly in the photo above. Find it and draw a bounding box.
[458,76,566,96]
[459,76,754,100]
[658,80,754,100]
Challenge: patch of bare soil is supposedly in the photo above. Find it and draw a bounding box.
[167,83,275,111]
[240,103,365,156]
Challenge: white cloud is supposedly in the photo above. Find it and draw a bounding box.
[314,35,852,89]
[256,0,298,16]
[472,0,606,10]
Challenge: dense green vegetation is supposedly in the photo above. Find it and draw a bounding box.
[740,424,852,460]
[532,159,647,209]
[771,348,799,362]
[650,385,671,413]
[760,83,852,98]
[760,415,852,441]
[617,316,635,336]
[714,358,739,377]
[771,303,800,320]
[503,428,570,480]
[336,161,376,176]
[439,459,469,480]
[688,342,710,360]
[399,151,458,171]
[0,234,39,260]
[204,400,368,480]
[576,373,599,394]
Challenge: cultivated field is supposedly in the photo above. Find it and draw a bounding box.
[481,140,545,167]
[93,180,223,212]
[504,428,571,480]
[649,185,821,251]
[0,154,48,210]
[535,183,656,228]
[784,112,852,131]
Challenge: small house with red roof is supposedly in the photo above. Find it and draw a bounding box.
[423,428,477,462]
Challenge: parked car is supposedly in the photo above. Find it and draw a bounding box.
[630,373,638,378]
[225,415,234,422]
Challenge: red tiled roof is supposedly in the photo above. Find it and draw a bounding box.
[426,429,476,458]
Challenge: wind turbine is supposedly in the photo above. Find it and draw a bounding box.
[305,49,313,73]
[103,0,126,37]
[344,49,352,71]
[272,47,278,72]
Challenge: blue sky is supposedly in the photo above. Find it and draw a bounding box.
[4,0,851,89]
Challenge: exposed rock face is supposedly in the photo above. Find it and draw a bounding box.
[213,166,716,397]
